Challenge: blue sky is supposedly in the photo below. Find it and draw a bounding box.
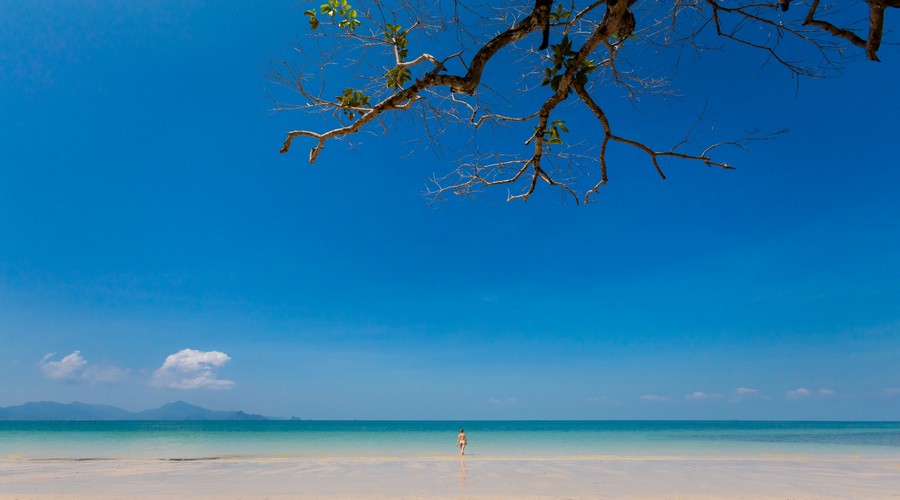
[0,0,898,420]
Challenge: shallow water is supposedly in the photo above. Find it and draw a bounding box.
[1,420,898,459]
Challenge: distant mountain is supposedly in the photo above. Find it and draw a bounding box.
[131,401,267,421]
[0,401,268,421]
[0,401,133,421]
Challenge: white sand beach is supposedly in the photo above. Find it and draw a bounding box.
[2,455,898,499]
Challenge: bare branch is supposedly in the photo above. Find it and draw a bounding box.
[274,0,895,204]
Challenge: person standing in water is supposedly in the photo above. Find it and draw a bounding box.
[457,428,468,455]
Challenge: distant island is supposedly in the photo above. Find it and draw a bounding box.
[0,400,268,421]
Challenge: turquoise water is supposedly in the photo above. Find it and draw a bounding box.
[1,421,898,459]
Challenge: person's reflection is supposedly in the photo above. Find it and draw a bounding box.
[458,458,468,487]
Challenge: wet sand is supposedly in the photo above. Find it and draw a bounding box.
[1,455,898,499]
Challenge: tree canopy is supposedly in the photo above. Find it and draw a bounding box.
[272,0,896,204]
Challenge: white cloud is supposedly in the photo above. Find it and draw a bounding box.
[735,387,759,396]
[40,351,88,382]
[641,394,669,402]
[40,351,127,384]
[786,387,811,399]
[786,387,838,399]
[151,349,234,390]
[686,391,723,401]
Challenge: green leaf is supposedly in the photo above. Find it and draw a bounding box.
[550,75,561,91]
[336,88,371,116]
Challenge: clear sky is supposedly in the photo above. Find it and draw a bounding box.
[0,1,897,420]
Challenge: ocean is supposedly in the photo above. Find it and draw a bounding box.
[1,421,898,460]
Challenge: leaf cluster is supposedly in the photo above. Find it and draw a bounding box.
[383,23,412,90]
[541,35,599,91]
[304,0,360,31]
[548,3,571,22]
[336,87,370,119]
[535,119,569,151]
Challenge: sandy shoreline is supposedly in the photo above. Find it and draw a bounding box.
[2,455,898,499]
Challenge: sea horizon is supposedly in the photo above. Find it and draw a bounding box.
[156,417,898,421]
[4,420,898,461]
